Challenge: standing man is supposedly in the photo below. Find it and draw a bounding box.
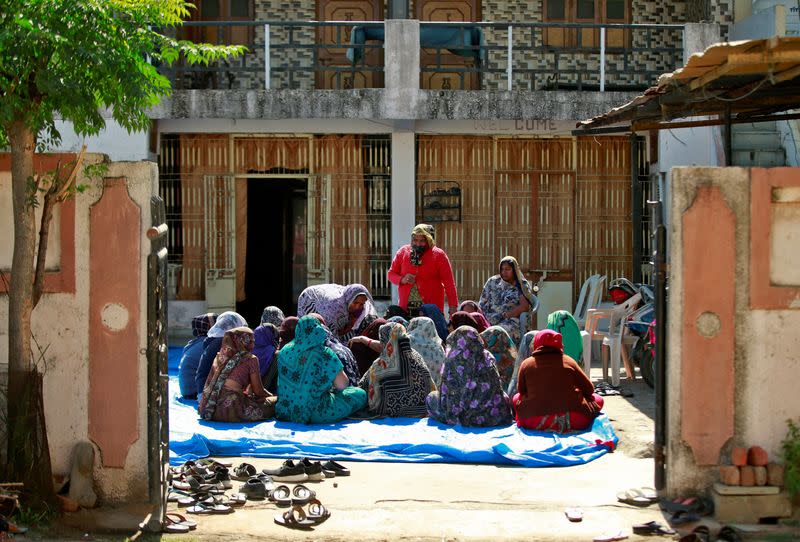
[388,224,459,315]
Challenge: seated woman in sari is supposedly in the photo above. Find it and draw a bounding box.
[480,326,518,392]
[198,327,277,423]
[546,310,583,365]
[513,329,603,433]
[479,256,536,346]
[426,326,512,427]
[406,316,445,386]
[507,330,537,396]
[297,283,377,342]
[254,323,279,391]
[195,311,248,400]
[307,313,361,386]
[447,311,483,334]
[178,312,217,399]
[349,318,387,376]
[458,300,482,314]
[275,316,367,424]
[358,322,435,418]
[260,305,285,328]
[278,316,298,349]
[417,304,449,341]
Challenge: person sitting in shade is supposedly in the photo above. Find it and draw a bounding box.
[260,305,285,328]
[388,224,459,315]
[195,311,248,401]
[297,283,377,343]
[253,323,279,391]
[513,329,604,433]
[479,255,536,346]
[275,316,367,424]
[178,312,217,399]
[426,326,512,427]
[358,322,435,418]
[198,326,277,423]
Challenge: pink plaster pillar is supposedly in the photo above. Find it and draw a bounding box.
[89,178,141,468]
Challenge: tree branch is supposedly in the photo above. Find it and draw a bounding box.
[32,145,86,308]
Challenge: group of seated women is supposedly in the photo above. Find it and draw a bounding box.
[176,257,604,433]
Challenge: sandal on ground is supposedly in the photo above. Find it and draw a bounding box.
[593,529,629,542]
[228,492,247,507]
[240,477,267,500]
[617,488,656,507]
[564,507,583,522]
[274,505,315,530]
[185,501,234,515]
[165,512,197,531]
[269,484,292,507]
[306,498,331,524]
[632,520,676,535]
[232,463,257,481]
[678,525,710,542]
[292,484,316,505]
[669,510,701,525]
[660,496,713,516]
[715,526,742,542]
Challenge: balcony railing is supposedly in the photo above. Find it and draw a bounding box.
[157,20,683,92]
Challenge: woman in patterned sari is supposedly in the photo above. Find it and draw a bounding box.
[507,329,537,397]
[478,256,536,346]
[297,283,377,342]
[426,326,512,427]
[307,313,361,386]
[358,322,435,418]
[275,316,367,424]
[406,316,445,387]
[480,326,518,392]
[198,327,277,423]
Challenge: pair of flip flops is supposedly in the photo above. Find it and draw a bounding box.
[616,487,658,507]
[269,484,316,507]
[679,525,742,542]
[632,520,676,535]
[163,512,197,534]
[273,499,330,530]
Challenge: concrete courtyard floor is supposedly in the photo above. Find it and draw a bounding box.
[43,370,799,541]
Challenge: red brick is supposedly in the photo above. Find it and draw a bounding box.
[719,465,741,486]
[740,466,756,487]
[767,463,785,487]
[731,447,748,466]
[754,466,768,486]
[748,446,769,466]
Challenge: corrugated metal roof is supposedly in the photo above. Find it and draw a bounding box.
[576,37,800,132]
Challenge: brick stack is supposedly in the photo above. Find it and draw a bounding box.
[718,446,784,489]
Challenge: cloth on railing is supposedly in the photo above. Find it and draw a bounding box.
[347,25,486,65]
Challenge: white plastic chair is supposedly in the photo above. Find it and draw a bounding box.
[582,292,642,385]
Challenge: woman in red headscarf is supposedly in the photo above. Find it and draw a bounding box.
[513,329,604,432]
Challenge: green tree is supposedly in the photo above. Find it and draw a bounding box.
[0,0,242,504]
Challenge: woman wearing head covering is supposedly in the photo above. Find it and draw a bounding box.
[195,311,248,399]
[507,330,537,396]
[546,310,583,365]
[458,300,482,314]
[260,306,286,328]
[278,316,299,349]
[387,224,459,315]
[386,315,409,327]
[253,323,279,392]
[470,312,490,333]
[198,327,277,422]
[348,317,387,375]
[479,255,536,346]
[275,316,367,424]
[178,313,217,399]
[383,305,409,321]
[296,283,377,342]
[480,326,518,391]
[448,311,482,334]
[426,326,512,427]
[513,329,604,433]
[417,304,448,341]
[307,313,361,386]
[358,322,435,418]
[406,317,446,387]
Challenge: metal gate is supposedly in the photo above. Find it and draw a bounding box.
[146,196,169,531]
[204,174,237,312]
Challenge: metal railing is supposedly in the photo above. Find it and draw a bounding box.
[156,20,683,91]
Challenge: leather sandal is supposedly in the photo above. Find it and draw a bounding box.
[292,484,316,505]
[274,505,315,530]
[269,484,292,506]
[306,498,331,524]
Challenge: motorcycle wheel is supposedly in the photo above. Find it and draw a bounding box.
[639,346,655,389]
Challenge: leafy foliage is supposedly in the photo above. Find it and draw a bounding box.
[781,418,800,497]
[0,0,244,146]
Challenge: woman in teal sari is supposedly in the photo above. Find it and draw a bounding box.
[275,316,367,424]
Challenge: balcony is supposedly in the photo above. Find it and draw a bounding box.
[157,19,683,92]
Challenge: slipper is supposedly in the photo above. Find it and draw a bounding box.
[678,525,710,542]
[186,501,234,515]
[274,505,315,530]
[229,492,247,507]
[269,484,292,507]
[632,520,676,535]
[165,512,197,531]
[232,462,257,481]
[564,507,583,522]
[669,510,701,525]
[593,529,629,542]
[716,526,742,542]
[617,488,655,507]
[306,498,331,524]
[291,484,316,505]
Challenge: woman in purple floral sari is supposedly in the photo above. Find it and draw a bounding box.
[426,326,512,427]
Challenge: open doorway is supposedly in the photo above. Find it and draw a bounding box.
[237,178,307,325]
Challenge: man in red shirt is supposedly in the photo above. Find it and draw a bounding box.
[387,224,459,315]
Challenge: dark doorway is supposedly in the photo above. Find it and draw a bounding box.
[237,179,307,325]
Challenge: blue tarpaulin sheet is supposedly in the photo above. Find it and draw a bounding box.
[168,346,618,467]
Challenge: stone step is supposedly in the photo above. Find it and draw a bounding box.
[732,149,786,167]
[712,487,792,523]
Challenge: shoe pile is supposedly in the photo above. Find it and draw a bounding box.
[167,459,243,517]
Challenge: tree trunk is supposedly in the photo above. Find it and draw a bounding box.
[7,119,56,506]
